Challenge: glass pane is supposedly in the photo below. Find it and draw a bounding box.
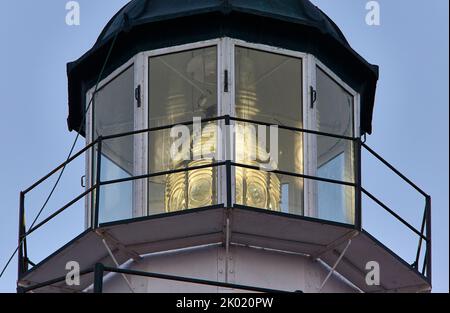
[148,47,218,215]
[315,67,355,224]
[148,121,218,174]
[92,66,135,223]
[316,134,354,183]
[235,166,303,215]
[235,47,303,128]
[149,47,217,128]
[93,66,134,138]
[99,180,133,224]
[235,47,303,214]
[234,121,303,175]
[316,68,354,137]
[317,156,355,224]
[148,166,220,216]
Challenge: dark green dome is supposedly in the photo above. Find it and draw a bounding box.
[67,0,378,135]
[96,0,350,48]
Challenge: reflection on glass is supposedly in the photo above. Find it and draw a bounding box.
[148,167,219,216]
[235,167,303,215]
[235,47,303,213]
[148,47,218,214]
[235,122,303,174]
[317,155,355,224]
[148,122,217,214]
[148,122,217,173]
[99,178,132,224]
[315,67,355,224]
[316,68,353,137]
[93,66,134,223]
[235,47,303,128]
[149,47,217,128]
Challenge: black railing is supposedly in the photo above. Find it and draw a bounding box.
[18,263,290,293]
[361,142,431,280]
[17,115,432,289]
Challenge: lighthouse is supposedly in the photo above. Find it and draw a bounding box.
[17,0,431,293]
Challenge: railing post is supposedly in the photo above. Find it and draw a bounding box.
[226,161,232,208]
[224,115,232,208]
[17,191,26,279]
[425,195,432,283]
[94,138,103,229]
[93,263,104,293]
[415,208,427,270]
[355,139,362,230]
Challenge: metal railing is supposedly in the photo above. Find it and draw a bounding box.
[18,263,290,293]
[17,115,432,288]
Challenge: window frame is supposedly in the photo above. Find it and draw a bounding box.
[309,58,360,222]
[227,38,308,213]
[85,56,136,227]
[84,37,361,226]
[143,39,223,215]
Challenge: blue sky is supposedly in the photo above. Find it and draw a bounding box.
[0,0,448,292]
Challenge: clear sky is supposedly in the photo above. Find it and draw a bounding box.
[0,0,448,293]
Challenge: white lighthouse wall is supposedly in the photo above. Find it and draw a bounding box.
[100,244,358,293]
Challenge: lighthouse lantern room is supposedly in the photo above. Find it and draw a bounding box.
[17,0,431,293]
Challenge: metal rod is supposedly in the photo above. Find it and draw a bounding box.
[17,192,25,279]
[23,232,29,270]
[225,115,232,208]
[102,116,226,141]
[414,208,427,269]
[101,239,134,293]
[25,186,96,236]
[355,139,362,230]
[362,142,429,198]
[226,161,232,207]
[93,263,104,293]
[100,162,227,187]
[22,266,288,293]
[23,140,98,195]
[225,217,230,283]
[231,162,357,188]
[362,188,427,240]
[229,116,357,142]
[425,196,432,281]
[318,239,352,292]
[101,115,356,143]
[23,115,358,199]
[102,266,289,293]
[94,138,102,229]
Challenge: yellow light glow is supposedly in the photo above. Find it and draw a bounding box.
[235,123,281,211]
[164,120,281,212]
[165,123,216,212]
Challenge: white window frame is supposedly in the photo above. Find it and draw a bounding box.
[85,56,137,227]
[314,58,360,137]
[84,37,361,226]
[226,38,309,214]
[143,38,224,213]
[309,58,360,221]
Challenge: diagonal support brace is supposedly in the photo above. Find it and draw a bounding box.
[95,230,142,262]
[318,239,352,292]
[311,230,359,261]
[100,238,135,293]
